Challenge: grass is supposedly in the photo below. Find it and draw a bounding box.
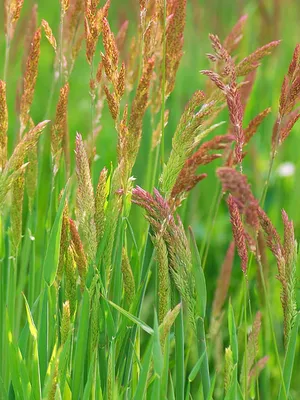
[1,1,300,399]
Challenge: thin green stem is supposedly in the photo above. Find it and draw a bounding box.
[243,275,248,399]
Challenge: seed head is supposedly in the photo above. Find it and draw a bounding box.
[0,81,8,171]
[227,194,248,274]
[20,27,41,135]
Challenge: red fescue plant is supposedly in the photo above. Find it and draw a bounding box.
[0,1,299,399]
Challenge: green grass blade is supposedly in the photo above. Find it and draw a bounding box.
[278,312,300,399]
[23,293,41,400]
[43,183,68,286]
[106,298,154,335]
[72,290,90,399]
[133,339,153,400]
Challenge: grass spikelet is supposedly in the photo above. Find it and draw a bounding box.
[20,27,41,134]
[57,202,70,284]
[65,245,77,316]
[244,107,271,143]
[75,133,97,261]
[223,14,248,54]
[227,194,248,274]
[224,346,234,394]
[95,167,108,244]
[258,207,297,348]
[69,218,88,289]
[11,167,25,253]
[61,0,70,14]
[202,36,244,164]
[127,57,155,167]
[51,82,70,175]
[171,134,234,202]
[121,248,135,307]
[236,40,281,76]
[241,311,262,392]
[0,120,49,209]
[159,303,181,349]
[161,90,217,196]
[165,0,186,96]
[217,167,259,231]
[60,300,71,345]
[132,186,197,328]
[0,80,8,171]
[152,234,170,324]
[41,19,57,52]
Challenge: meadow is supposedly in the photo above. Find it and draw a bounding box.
[0,0,300,399]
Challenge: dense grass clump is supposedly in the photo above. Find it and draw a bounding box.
[0,0,300,399]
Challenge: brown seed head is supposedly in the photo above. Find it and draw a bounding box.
[20,27,41,134]
[41,19,57,51]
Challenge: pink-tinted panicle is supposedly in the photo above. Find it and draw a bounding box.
[217,167,259,231]
[227,194,248,274]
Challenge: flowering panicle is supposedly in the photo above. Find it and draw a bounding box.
[159,303,181,349]
[224,347,234,394]
[69,218,88,289]
[218,167,259,231]
[227,194,248,274]
[161,91,219,196]
[65,245,77,316]
[95,167,108,245]
[165,0,186,96]
[57,202,70,284]
[121,248,135,307]
[20,27,41,135]
[236,40,280,76]
[223,15,248,54]
[126,57,154,166]
[51,83,70,175]
[202,35,244,164]
[240,311,262,391]
[0,81,8,171]
[85,0,110,64]
[258,208,297,348]
[171,134,234,203]
[75,133,97,262]
[60,301,71,349]
[244,107,271,144]
[272,44,300,151]
[41,19,57,52]
[132,186,197,329]
[153,234,170,323]
[10,164,25,253]
[0,121,49,209]
[4,0,24,40]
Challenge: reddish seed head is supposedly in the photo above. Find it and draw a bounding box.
[227,194,248,274]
